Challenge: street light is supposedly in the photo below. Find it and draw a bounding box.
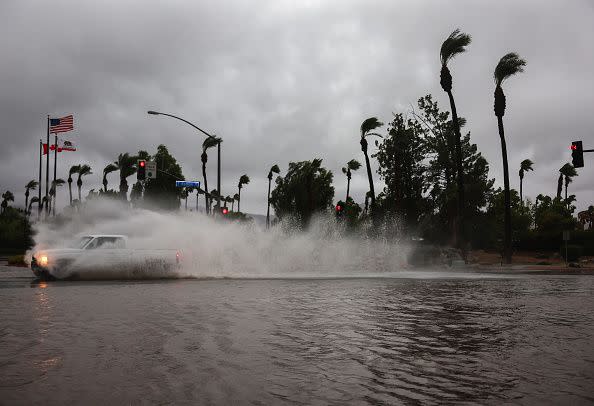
[147,110,222,212]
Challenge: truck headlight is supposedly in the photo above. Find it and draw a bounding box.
[39,255,48,266]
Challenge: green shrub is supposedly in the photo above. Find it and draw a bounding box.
[560,244,583,262]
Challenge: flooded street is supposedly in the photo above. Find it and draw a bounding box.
[1,270,593,405]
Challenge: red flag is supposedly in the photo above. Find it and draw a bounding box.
[43,140,77,155]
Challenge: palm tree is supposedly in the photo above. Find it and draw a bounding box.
[341,159,361,202]
[201,137,220,214]
[67,165,81,205]
[77,165,92,201]
[24,180,38,214]
[493,52,526,264]
[102,163,118,193]
[237,174,250,212]
[267,164,280,228]
[518,159,534,203]
[209,189,219,214]
[27,196,39,217]
[49,179,65,215]
[360,117,383,211]
[114,153,137,199]
[1,191,14,214]
[440,28,471,248]
[41,196,49,215]
[559,163,578,203]
[232,193,239,212]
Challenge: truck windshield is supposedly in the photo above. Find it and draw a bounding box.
[71,236,93,249]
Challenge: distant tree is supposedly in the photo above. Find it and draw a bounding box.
[359,117,383,211]
[49,178,66,215]
[102,163,118,193]
[114,153,138,199]
[76,165,92,202]
[518,159,534,203]
[27,196,39,217]
[237,174,250,213]
[201,137,221,214]
[232,193,240,212]
[341,159,361,202]
[270,159,334,228]
[24,180,38,214]
[143,145,184,211]
[374,113,427,233]
[559,163,578,204]
[493,52,526,263]
[67,165,81,205]
[267,164,280,228]
[440,28,472,249]
[1,191,15,214]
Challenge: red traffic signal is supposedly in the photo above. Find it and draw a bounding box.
[137,160,147,180]
[571,141,584,168]
[221,207,229,215]
[335,204,342,212]
[139,160,146,167]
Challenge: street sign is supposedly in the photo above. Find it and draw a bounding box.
[175,181,201,188]
[146,161,157,179]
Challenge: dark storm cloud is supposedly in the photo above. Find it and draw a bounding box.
[1,0,592,214]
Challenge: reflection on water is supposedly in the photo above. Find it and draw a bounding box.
[0,274,593,405]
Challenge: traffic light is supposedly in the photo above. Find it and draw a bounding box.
[221,207,229,215]
[571,141,584,168]
[137,160,146,180]
[335,201,344,217]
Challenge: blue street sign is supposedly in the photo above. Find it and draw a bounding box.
[175,181,201,188]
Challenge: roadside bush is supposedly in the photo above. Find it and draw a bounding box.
[560,244,583,262]
[0,208,34,252]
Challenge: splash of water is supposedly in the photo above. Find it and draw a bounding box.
[29,200,412,279]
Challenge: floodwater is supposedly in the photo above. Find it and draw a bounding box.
[1,269,593,405]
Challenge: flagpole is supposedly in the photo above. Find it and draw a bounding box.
[38,139,42,221]
[52,133,57,216]
[45,115,50,217]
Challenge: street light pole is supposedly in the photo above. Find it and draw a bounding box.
[147,110,222,212]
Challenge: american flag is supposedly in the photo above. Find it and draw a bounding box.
[49,115,74,134]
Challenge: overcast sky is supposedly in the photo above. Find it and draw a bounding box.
[1,0,592,215]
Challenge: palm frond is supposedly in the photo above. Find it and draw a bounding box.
[520,159,534,172]
[103,163,117,175]
[360,117,384,137]
[69,165,81,176]
[203,136,221,150]
[239,174,250,185]
[494,52,526,85]
[347,159,361,171]
[440,28,471,66]
[26,180,39,190]
[270,164,280,174]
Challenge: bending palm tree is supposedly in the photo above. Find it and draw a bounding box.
[114,153,137,200]
[77,165,92,202]
[237,174,250,213]
[202,137,220,214]
[49,179,65,215]
[440,28,471,248]
[28,196,39,217]
[341,159,361,202]
[559,163,577,203]
[518,159,534,203]
[494,52,526,264]
[232,193,240,212]
[267,164,280,228]
[67,165,81,206]
[1,191,14,214]
[24,180,38,214]
[360,117,383,211]
[102,163,118,193]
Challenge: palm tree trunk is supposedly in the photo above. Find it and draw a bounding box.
[25,191,29,214]
[361,142,375,210]
[237,188,241,212]
[447,90,465,250]
[78,184,82,201]
[346,175,350,202]
[497,116,512,264]
[185,196,188,211]
[232,200,235,212]
[266,178,271,228]
[564,178,568,202]
[202,162,209,214]
[68,181,73,205]
[103,179,108,193]
[519,177,523,204]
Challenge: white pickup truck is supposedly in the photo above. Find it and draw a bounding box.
[31,235,182,280]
